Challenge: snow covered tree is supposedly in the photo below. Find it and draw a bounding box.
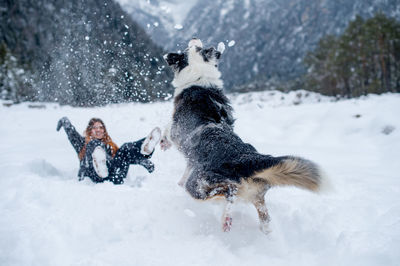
[0,42,36,103]
[1,0,172,106]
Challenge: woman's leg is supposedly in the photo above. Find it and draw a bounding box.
[108,138,156,184]
[141,127,162,155]
[81,139,109,183]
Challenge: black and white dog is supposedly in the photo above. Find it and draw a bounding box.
[161,38,325,233]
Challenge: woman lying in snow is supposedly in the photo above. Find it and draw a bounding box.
[57,117,161,184]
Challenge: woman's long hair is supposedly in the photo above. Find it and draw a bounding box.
[78,118,119,160]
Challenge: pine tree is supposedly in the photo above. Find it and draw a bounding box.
[0,42,36,102]
[304,13,400,97]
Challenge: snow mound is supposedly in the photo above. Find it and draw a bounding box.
[229,89,333,107]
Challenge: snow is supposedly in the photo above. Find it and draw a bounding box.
[228,40,236,47]
[217,42,226,54]
[1,91,400,266]
[174,24,183,30]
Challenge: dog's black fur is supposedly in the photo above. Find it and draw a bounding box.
[163,38,324,233]
[173,86,290,199]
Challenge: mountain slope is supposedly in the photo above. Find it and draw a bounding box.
[117,0,198,49]
[180,0,400,90]
[0,0,172,105]
[120,0,400,91]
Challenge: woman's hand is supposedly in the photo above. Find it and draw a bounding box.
[56,117,70,131]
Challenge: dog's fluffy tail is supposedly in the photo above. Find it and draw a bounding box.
[252,156,325,192]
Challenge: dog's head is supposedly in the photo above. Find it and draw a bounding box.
[164,38,225,94]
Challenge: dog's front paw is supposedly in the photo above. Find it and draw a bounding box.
[177,179,185,187]
[177,175,188,187]
[160,136,172,151]
[222,216,233,232]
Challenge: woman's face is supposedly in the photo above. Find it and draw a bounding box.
[90,121,105,140]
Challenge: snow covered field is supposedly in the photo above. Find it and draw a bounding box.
[1,90,399,266]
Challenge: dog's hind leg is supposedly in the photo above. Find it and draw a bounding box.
[252,186,271,234]
[221,184,238,232]
[185,169,239,232]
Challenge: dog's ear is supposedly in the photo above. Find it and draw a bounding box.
[201,47,222,61]
[164,53,185,66]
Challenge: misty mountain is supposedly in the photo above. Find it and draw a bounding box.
[117,0,198,49]
[116,0,176,47]
[122,0,400,91]
[1,0,172,106]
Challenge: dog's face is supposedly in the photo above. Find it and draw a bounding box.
[164,39,225,92]
[164,38,223,74]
